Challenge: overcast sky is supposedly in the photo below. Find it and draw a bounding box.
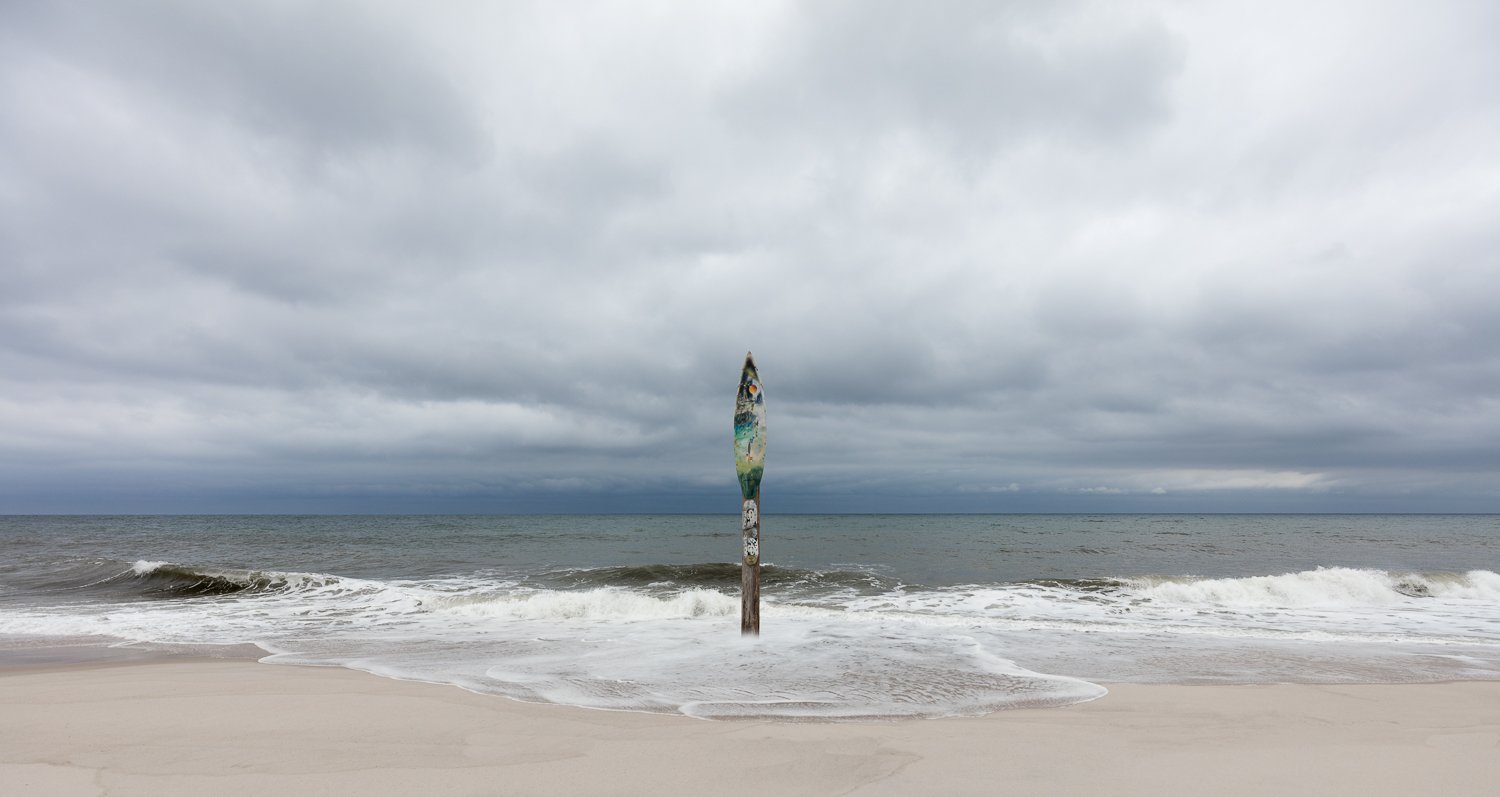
[2,1,1498,513]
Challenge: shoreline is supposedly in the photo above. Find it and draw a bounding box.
[0,642,267,674]
[4,658,1499,796]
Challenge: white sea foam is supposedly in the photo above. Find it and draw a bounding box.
[1125,568,1500,608]
[1414,569,1500,600]
[270,611,1108,719]
[5,563,1500,717]
[435,587,738,621]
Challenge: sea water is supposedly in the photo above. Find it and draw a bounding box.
[2,514,1497,719]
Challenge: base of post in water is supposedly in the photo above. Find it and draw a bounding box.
[741,496,760,636]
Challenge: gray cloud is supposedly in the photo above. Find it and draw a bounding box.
[1,1,485,162]
[1,1,1498,512]
[726,0,1183,157]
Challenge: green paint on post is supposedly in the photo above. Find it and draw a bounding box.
[734,354,766,500]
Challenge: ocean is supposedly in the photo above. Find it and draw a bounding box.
[2,514,1498,719]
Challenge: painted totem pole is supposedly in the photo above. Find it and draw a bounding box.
[734,352,766,635]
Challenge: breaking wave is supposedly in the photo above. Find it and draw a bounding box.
[5,560,1499,719]
[537,562,899,597]
[435,587,738,620]
[123,561,343,597]
[1122,567,1500,608]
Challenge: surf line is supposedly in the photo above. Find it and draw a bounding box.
[734,352,766,636]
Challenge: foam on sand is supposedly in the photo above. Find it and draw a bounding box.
[3,662,1499,796]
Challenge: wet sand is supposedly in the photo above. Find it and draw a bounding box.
[2,659,1498,796]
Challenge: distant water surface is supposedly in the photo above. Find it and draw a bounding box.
[2,514,1497,719]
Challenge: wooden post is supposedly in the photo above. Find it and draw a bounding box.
[734,352,766,636]
[740,491,760,635]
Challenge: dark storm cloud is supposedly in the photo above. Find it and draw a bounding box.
[1,1,1498,512]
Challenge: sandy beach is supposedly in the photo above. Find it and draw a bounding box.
[2,658,1497,797]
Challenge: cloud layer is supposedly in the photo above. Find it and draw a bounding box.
[2,1,1498,512]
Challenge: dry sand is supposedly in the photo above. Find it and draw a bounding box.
[2,659,1498,796]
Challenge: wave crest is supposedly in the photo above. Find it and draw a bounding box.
[541,562,897,593]
[126,560,341,597]
[1126,567,1500,608]
[437,587,738,620]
